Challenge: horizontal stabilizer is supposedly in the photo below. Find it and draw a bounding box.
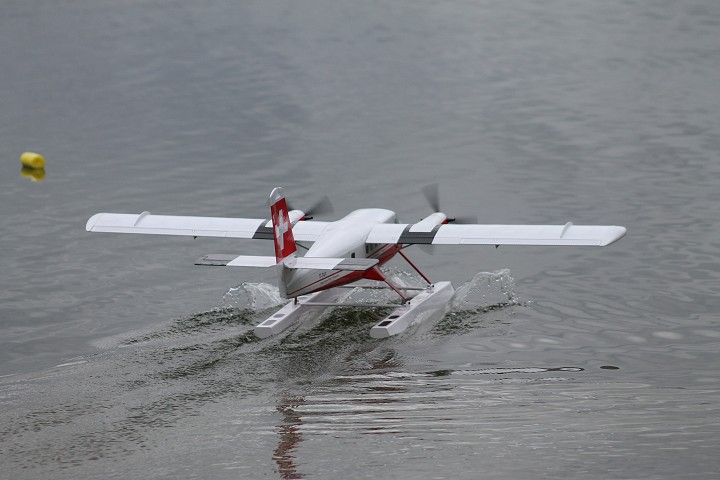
[283,257,379,271]
[195,254,276,267]
[195,255,378,271]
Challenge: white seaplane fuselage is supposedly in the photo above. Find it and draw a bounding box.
[281,208,398,298]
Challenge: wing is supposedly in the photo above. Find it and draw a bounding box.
[86,212,329,242]
[367,222,626,247]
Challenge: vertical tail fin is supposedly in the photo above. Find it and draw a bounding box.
[269,187,297,263]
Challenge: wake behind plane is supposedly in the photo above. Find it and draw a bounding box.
[86,187,626,338]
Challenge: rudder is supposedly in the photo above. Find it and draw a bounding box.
[269,187,297,263]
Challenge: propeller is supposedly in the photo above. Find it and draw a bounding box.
[422,183,441,213]
[288,195,334,219]
[421,183,477,224]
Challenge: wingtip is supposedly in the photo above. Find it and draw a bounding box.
[600,226,627,246]
[86,213,101,232]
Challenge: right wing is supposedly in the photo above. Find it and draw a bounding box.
[367,223,627,247]
[86,212,329,242]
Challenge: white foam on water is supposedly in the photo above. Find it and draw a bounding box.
[222,282,285,311]
[451,269,520,311]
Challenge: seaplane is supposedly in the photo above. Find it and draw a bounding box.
[86,186,626,338]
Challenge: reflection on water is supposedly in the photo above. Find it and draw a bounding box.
[288,366,589,438]
[20,165,46,182]
[274,396,305,480]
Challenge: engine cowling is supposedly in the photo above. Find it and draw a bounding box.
[413,212,448,230]
[288,209,306,225]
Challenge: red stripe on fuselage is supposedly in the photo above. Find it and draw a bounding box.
[285,243,400,297]
[286,269,345,297]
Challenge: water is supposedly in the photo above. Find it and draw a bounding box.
[1,0,719,478]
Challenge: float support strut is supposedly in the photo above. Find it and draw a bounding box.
[398,249,432,285]
[363,266,409,303]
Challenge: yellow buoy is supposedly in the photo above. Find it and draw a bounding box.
[21,152,45,169]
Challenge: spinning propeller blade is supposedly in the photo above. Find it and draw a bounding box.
[288,195,334,219]
[422,183,440,213]
[422,183,477,224]
[305,195,334,217]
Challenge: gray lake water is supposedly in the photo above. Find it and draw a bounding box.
[1,0,719,478]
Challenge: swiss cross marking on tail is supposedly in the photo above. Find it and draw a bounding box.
[275,209,289,251]
[269,188,297,262]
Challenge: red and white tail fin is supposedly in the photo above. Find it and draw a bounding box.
[269,187,297,263]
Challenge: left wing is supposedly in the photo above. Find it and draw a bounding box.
[86,212,329,242]
[367,222,626,247]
